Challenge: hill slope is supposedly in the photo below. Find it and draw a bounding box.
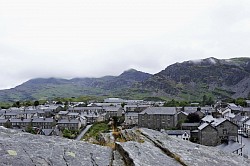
[0,57,250,102]
[136,57,250,100]
[0,69,152,101]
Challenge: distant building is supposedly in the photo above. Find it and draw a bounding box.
[104,98,124,103]
[138,107,177,130]
[165,130,190,141]
[10,118,31,129]
[32,118,55,129]
[181,123,200,131]
[124,112,139,125]
[199,115,238,146]
[124,105,150,113]
[198,123,218,146]
[57,119,81,130]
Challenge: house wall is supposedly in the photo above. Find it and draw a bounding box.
[58,123,79,130]
[216,120,238,142]
[177,113,187,122]
[32,122,54,129]
[138,114,175,130]
[125,115,138,125]
[199,126,218,146]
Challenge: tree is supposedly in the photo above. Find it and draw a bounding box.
[164,99,178,107]
[121,102,126,108]
[202,95,208,106]
[186,113,201,123]
[207,97,214,106]
[12,101,20,108]
[24,101,32,107]
[34,100,40,107]
[112,116,118,132]
[56,101,63,105]
[235,98,247,107]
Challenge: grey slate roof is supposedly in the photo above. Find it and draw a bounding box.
[211,118,227,127]
[165,130,190,136]
[58,111,69,115]
[32,118,54,123]
[181,123,200,127]
[201,115,215,123]
[217,141,243,153]
[67,112,79,116]
[10,119,31,123]
[68,107,104,111]
[58,119,79,124]
[139,107,176,115]
[0,119,8,123]
[177,111,188,116]
[104,107,121,112]
[125,112,139,117]
[198,123,209,130]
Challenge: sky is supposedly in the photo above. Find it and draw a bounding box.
[1,0,250,90]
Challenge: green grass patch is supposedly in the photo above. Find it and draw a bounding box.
[83,122,110,140]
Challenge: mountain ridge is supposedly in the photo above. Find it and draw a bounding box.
[1,57,250,102]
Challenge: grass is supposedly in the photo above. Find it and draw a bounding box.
[83,122,110,140]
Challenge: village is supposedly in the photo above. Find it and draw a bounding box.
[1,98,250,158]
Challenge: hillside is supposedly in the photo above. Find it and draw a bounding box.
[0,57,250,102]
[136,57,250,100]
[0,69,152,101]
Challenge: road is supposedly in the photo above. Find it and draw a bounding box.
[75,124,92,141]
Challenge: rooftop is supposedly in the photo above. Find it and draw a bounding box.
[139,107,176,115]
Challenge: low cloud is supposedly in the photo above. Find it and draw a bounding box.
[0,0,250,89]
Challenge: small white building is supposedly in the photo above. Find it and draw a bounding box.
[165,130,191,141]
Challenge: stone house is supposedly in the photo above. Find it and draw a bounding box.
[181,123,200,130]
[57,119,81,130]
[184,107,205,118]
[68,107,105,114]
[232,114,248,130]
[212,118,238,143]
[242,118,250,137]
[201,115,238,144]
[39,105,64,114]
[0,119,9,127]
[81,112,99,124]
[23,110,38,119]
[37,110,46,118]
[198,123,218,146]
[3,112,18,119]
[124,112,139,125]
[32,118,55,129]
[10,118,32,129]
[57,111,69,119]
[241,107,250,117]
[124,105,150,113]
[104,106,123,119]
[138,107,177,130]
[177,111,188,123]
[67,112,80,119]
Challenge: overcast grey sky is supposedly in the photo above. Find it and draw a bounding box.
[0,0,250,90]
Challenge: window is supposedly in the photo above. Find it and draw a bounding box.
[223,129,227,134]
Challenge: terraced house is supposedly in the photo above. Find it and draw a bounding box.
[138,107,177,130]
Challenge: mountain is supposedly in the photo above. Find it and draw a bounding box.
[0,69,152,101]
[0,57,250,102]
[137,57,250,100]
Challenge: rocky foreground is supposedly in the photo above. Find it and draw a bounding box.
[0,126,250,166]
